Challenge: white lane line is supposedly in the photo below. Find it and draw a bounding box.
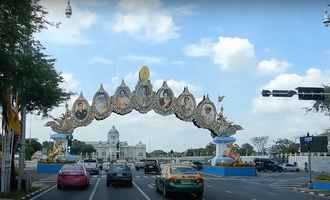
[133,181,151,200]
[30,185,56,200]
[225,190,233,194]
[88,177,101,200]
[148,184,154,189]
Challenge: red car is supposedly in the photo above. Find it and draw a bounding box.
[57,164,89,190]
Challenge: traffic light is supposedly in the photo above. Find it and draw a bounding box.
[296,87,325,101]
[261,90,296,97]
[272,90,297,97]
[261,90,271,97]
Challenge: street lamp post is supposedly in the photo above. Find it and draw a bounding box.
[65,0,72,18]
[323,4,330,27]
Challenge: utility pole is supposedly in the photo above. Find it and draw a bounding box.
[304,132,313,188]
[18,106,26,191]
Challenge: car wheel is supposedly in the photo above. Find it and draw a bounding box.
[106,181,110,187]
[296,169,300,172]
[57,184,62,190]
[127,181,133,187]
[194,192,203,200]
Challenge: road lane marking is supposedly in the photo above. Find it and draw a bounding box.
[30,185,56,200]
[88,177,101,200]
[225,190,233,194]
[133,181,151,200]
[148,184,154,189]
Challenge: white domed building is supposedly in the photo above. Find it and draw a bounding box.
[86,126,146,161]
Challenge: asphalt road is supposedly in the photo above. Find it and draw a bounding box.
[32,169,329,200]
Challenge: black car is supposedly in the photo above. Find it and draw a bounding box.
[144,160,161,174]
[254,158,283,172]
[192,161,203,170]
[106,164,132,186]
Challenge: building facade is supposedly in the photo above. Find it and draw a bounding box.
[86,126,146,161]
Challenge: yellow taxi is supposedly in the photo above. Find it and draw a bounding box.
[155,164,204,199]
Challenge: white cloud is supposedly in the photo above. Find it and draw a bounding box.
[89,56,113,65]
[37,0,97,45]
[184,36,256,71]
[257,58,290,75]
[121,55,164,65]
[111,0,179,42]
[184,38,214,57]
[61,73,80,92]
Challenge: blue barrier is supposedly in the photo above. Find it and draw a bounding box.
[37,163,64,174]
[312,181,330,191]
[201,166,256,176]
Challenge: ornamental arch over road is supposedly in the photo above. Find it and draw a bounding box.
[45,66,242,138]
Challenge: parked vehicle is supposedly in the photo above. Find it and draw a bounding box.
[135,161,145,170]
[57,164,89,190]
[103,162,111,172]
[155,164,204,199]
[282,163,300,172]
[144,160,161,174]
[106,164,132,186]
[83,159,99,175]
[192,161,203,170]
[254,158,283,172]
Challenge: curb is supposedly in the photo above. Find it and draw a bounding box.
[20,185,55,200]
[293,187,330,199]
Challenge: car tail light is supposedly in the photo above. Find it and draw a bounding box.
[168,176,177,182]
[195,174,203,183]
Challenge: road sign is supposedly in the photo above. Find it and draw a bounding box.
[300,136,328,152]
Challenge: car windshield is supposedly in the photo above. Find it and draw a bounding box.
[111,165,129,172]
[172,167,197,175]
[62,165,83,171]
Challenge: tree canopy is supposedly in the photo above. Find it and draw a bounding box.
[251,136,269,155]
[269,138,299,155]
[0,0,70,115]
[70,140,96,155]
[25,138,42,160]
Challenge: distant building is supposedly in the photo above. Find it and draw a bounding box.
[86,126,146,161]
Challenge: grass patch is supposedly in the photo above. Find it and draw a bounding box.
[0,186,40,200]
[315,174,330,182]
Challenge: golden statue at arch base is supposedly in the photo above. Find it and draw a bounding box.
[45,66,242,138]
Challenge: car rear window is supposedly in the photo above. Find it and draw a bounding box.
[62,165,83,171]
[111,165,129,172]
[172,167,197,175]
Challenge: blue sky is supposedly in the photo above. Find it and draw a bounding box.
[29,0,330,152]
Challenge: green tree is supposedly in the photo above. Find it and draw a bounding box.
[0,0,70,190]
[270,138,299,155]
[308,86,330,116]
[251,136,269,155]
[239,143,255,156]
[70,140,96,155]
[25,138,42,160]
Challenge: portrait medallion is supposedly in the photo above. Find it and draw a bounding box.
[72,93,94,127]
[92,84,111,120]
[154,81,175,116]
[193,95,217,129]
[174,87,196,121]
[112,80,133,115]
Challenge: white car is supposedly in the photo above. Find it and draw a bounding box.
[282,163,300,172]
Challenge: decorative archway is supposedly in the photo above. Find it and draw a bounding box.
[45,66,242,138]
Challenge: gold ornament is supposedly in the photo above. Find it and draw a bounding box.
[139,66,150,81]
